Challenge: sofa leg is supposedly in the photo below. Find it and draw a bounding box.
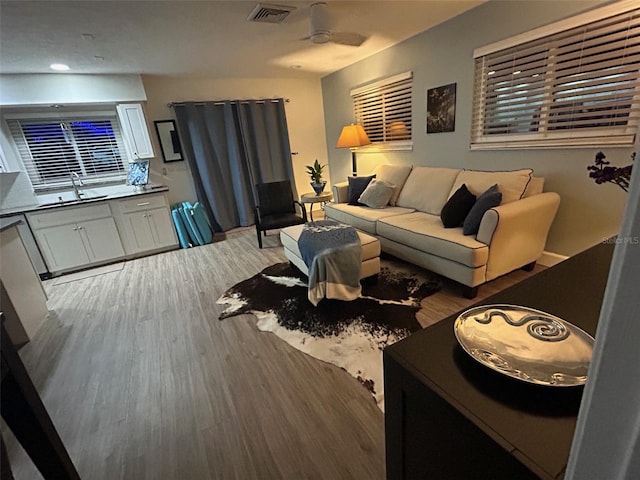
[361,274,378,286]
[521,261,536,272]
[256,227,263,249]
[462,285,479,299]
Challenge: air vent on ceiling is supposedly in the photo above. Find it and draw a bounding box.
[247,3,296,24]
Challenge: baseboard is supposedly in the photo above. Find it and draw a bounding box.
[538,251,569,267]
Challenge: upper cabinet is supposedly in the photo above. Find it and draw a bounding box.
[117,103,155,160]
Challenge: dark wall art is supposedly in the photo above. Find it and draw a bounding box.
[154,119,183,162]
[427,83,457,134]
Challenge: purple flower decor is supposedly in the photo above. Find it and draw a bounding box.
[587,151,635,193]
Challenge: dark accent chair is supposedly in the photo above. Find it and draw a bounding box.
[254,181,307,248]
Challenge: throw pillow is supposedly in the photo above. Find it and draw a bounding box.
[440,184,476,228]
[463,184,502,236]
[358,179,395,208]
[371,164,413,205]
[347,174,376,206]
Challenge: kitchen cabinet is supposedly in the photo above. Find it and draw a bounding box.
[123,207,176,252]
[116,103,155,160]
[116,193,178,254]
[27,203,125,274]
[0,220,48,345]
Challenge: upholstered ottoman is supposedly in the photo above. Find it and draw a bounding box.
[279,224,381,280]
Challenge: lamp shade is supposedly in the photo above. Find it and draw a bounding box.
[336,124,371,148]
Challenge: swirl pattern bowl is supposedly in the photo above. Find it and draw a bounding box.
[454,304,595,386]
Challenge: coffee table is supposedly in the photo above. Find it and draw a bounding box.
[300,191,332,221]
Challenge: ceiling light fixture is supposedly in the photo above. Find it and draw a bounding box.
[49,63,70,71]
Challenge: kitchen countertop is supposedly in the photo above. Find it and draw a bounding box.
[0,185,170,218]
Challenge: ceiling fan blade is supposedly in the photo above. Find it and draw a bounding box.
[330,32,367,47]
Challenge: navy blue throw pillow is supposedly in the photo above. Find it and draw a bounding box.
[463,184,502,236]
[441,184,476,228]
[347,175,376,206]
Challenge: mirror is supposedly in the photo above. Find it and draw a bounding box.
[154,119,183,162]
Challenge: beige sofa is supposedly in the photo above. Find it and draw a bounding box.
[324,165,560,297]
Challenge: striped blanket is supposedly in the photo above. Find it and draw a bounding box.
[298,220,362,306]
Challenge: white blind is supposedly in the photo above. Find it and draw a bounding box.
[471,5,640,149]
[7,113,128,191]
[351,71,413,145]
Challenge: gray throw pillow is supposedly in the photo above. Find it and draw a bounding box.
[347,174,376,205]
[358,179,396,208]
[463,184,502,236]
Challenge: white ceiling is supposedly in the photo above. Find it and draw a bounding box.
[0,0,484,78]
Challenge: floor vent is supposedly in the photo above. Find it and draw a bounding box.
[247,3,296,24]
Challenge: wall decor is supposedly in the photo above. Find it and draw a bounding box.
[154,119,183,162]
[427,83,456,133]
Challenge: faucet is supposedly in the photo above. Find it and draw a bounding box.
[70,172,85,200]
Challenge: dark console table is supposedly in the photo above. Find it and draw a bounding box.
[384,241,615,480]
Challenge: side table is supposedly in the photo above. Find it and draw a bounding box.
[300,191,332,221]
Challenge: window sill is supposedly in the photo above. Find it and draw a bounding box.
[357,141,413,153]
[470,134,636,150]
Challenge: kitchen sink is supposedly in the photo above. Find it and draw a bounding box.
[37,194,109,208]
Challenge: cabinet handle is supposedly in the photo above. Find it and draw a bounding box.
[143,214,147,218]
[137,202,151,206]
[72,227,77,231]
[78,226,83,230]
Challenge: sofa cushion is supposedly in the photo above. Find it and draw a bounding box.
[358,179,395,208]
[450,169,532,204]
[347,175,376,205]
[372,164,413,206]
[523,176,544,197]
[440,184,476,228]
[377,211,489,268]
[463,184,502,236]
[324,202,415,235]
[396,166,461,215]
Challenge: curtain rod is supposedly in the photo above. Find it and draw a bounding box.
[167,98,290,108]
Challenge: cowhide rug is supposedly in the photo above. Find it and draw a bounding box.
[217,259,441,410]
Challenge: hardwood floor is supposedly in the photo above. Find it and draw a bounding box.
[4,226,543,479]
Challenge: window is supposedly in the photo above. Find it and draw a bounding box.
[471,2,640,149]
[351,71,413,150]
[6,110,129,191]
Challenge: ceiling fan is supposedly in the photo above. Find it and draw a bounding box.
[303,2,367,47]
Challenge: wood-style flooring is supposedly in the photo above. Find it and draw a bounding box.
[4,226,543,479]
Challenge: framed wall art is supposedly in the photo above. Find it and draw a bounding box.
[154,119,183,162]
[427,83,456,134]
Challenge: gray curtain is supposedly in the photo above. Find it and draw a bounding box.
[173,98,296,232]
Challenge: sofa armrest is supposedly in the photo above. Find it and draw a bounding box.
[477,192,560,281]
[332,181,349,203]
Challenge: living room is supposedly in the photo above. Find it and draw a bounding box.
[1,1,638,479]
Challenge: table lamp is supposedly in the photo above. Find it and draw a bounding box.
[336,124,371,176]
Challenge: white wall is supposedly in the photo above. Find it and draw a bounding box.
[0,74,146,105]
[141,75,329,206]
[321,0,636,256]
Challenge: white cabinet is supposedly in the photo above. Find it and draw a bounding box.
[123,207,176,253]
[115,193,178,254]
[117,103,155,160]
[28,204,125,273]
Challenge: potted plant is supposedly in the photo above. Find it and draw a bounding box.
[306,159,327,195]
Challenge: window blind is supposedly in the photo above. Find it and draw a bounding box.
[471,4,640,149]
[351,71,413,147]
[7,113,128,191]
